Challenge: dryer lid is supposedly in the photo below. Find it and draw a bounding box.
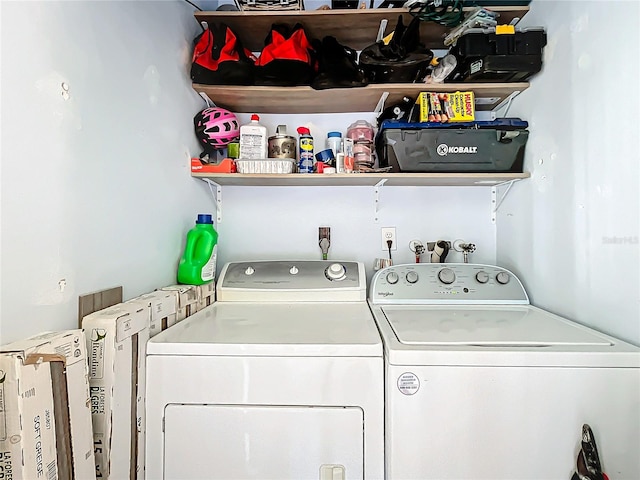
[147,302,382,357]
[381,305,613,347]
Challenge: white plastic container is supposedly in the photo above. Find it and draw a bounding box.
[239,114,268,159]
[326,131,342,158]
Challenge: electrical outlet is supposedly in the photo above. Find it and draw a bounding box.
[381,227,397,251]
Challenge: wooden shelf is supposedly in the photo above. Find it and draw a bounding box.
[193,82,528,114]
[192,172,530,187]
[193,6,530,114]
[195,7,529,51]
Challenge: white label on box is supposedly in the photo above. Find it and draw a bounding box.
[88,329,107,379]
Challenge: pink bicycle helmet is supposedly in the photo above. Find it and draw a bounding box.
[194,107,239,151]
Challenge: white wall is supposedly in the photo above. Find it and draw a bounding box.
[0,1,210,343]
[216,112,498,282]
[498,0,640,345]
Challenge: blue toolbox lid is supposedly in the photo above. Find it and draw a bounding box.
[379,118,529,131]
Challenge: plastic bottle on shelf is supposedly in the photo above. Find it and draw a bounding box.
[177,214,218,285]
[239,114,268,159]
[326,131,342,158]
[297,126,314,174]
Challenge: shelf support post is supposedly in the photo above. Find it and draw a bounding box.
[374,179,388,222]
[204,179,222,224]
[491,179,519,224]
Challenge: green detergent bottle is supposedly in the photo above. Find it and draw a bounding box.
[177,214,218,285]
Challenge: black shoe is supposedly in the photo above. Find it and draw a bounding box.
[311,36,368,90]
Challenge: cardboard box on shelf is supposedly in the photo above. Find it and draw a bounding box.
[196,281,216,311]
[128,290,178,338]
[0,349,63,480]
[82,303,149,480]
[1,330,96,480]
[418,91,475,123]
[191,157,236,174]
[159,285,198,322]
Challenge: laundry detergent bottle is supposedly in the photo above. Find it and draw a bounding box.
[177,214,218,285]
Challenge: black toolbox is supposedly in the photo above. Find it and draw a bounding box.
[449,27,546,82]
[376,119,529,173]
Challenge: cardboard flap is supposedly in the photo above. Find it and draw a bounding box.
[160,285,198,308]
[115,310,147,343]
[24,353,67,366]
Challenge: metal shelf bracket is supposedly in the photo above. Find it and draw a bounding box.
[491,179,519,224]
[374,92,390,115]
[374,179,388,222]
[492,90,521,117]
[204,179,222,224]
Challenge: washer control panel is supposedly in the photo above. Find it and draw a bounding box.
[219,261,364,301]
[370,263,528,304]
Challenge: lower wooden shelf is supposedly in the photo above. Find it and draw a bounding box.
[193,82,528,114]
[192,172,530,187]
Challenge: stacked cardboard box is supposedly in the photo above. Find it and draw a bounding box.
[159,285,198,322]
[196,281,215,312]
[129,290,178,338]
[0,330,95,480]
[82,303,148,480]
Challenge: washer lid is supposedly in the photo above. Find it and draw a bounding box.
[147,302,382,357]
[382,306,612,346]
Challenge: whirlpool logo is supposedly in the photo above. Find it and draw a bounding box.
[437,144,478,156]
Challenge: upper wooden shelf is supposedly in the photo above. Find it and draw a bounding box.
[192,82,528,114]
[193,7,530,114]
[192,172,530,187]
[194,6,529,51]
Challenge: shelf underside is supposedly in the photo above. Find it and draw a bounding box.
[195,7,529,51]
[193,82,528,114]
[192,172,530,187]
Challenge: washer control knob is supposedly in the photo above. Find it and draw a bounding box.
[438,268,456,285]
[496,272,511,285]
[244,266,255,276]
[326,263,346,281]
[386,272,399,284]
[476,271,490,284]
[289,266,299,275]
[406,271,419,284]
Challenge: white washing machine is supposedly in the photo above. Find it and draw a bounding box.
[368,263,640,480]
[146,260,384,480]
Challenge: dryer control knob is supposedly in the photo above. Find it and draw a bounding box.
[438,268,456,284]
[244,266,255,275]
[326,263,346,281]
[476,271,489,284]
[496,272,511,285]
[386,272,399,284]
[406,271,419,284]
[289,266,299,275]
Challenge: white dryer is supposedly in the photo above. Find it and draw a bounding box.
[146,260,384,480]
[368,263,640,480]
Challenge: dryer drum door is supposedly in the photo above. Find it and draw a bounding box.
[163,404,364,479]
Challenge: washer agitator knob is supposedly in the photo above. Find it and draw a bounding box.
[386,272,399,284]
[244,266,255,275]
[326,263,346,281]
[476,271,489,284]
[406,271,419,284]
[496,272,511,285]
[438,268,456,284]
[289,266,299,275]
